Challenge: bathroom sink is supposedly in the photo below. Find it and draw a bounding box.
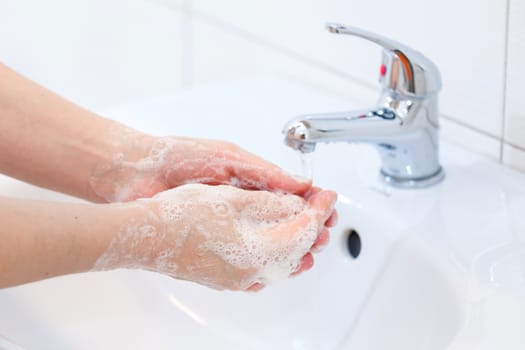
[0,78,524,349]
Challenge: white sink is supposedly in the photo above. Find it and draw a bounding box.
[1,78,524,349]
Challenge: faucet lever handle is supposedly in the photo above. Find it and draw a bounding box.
[326,23,441,97]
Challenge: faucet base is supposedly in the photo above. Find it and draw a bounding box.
[380,167,445,189]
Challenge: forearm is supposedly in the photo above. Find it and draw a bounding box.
[0,63,151,202]
[0,197,126,288]
[0,63,311,204]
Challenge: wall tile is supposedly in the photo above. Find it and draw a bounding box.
[191,14,376,107]
[0,0,184,110]
[504,0,525,149]
[503,144,525,173]
[440,118,501,160]
[191,0,508,137]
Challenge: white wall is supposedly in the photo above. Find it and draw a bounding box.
[153,0,525,174]
[1,0,524,173]
[0,0,184,110]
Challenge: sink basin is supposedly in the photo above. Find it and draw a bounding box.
[0,78,524,349]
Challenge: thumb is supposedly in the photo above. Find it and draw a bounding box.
[273,189,336,240]
[307,190,338,223]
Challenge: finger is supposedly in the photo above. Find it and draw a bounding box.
[241,190,307,223]
[246,282,265,292]
[307,190,338,224]
[304,186,321,201]
[325,209,338,228]
[311,228,330,252]
[165,164,220,188]
[232,161,312,196]
[272,190,336,241]
[291,252,314,276]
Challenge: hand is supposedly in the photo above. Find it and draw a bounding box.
[93,184,337,291]
[90,133,312,202]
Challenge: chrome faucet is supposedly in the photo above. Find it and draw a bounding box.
[283,23,445,188]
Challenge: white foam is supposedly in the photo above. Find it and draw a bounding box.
[158,184,321,288]
[90,134,301,202]
[95,183,326,290]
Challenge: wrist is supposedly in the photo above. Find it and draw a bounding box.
[61,202,135,274]
[88,124,160,203]
[0,199,143,287]
[91,200,162,272]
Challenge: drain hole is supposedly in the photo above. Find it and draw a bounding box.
[346,229,362,259]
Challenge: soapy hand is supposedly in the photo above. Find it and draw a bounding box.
[90,132,312,203]
[93,184,337,291]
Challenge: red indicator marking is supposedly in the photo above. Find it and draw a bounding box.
[380,64,387,77]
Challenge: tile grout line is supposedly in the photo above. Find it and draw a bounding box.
[187,7,378,91]
[503,140,525,153]
[181,0,193,88]
[142,0,193,87]
[440,114,500,140]
[500,0,512,162]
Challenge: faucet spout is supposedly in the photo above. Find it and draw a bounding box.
[282,23,445,189]
[283,99,444,189]
[283,108,403,152]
